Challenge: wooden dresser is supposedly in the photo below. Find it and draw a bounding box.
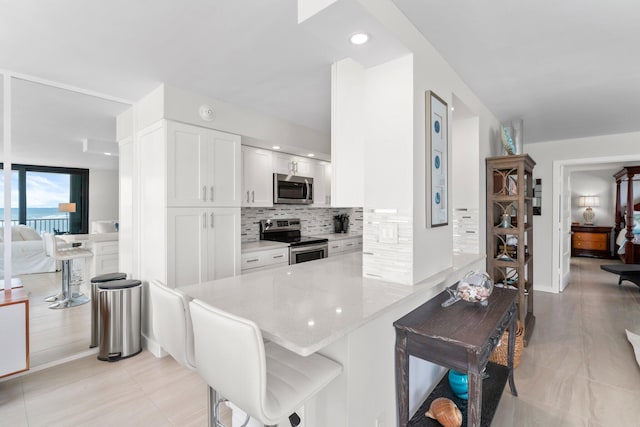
[571,225,613,258]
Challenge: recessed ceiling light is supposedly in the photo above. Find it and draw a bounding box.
[350,33,369,45]
[451,106,455,111]
[307,153,315,157]
[272,145,281,150]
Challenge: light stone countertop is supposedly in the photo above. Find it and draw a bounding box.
[241,240,290,254]
[310,232,363,241]
[180,252,484,357]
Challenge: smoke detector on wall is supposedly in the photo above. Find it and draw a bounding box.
[199,104,216,122]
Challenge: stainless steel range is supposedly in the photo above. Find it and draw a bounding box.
[260,219,328,265]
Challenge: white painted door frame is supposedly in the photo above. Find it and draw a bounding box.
[551,154,640,293]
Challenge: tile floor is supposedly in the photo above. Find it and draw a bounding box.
[492,257,640,426]
[1,257,639,426]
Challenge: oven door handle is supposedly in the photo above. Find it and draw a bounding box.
[289,243,328,254]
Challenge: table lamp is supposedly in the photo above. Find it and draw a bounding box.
[578,196,599,225]
[59,202,76,233]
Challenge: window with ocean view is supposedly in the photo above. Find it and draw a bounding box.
[0,164,89,234]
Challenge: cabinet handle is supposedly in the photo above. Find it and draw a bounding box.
[273,254,284,259]
[247,191,250,203]
[252,190,255,203]
[203,213,207,229]
[210,186,214,201]
[203,186,207,201]
[210,213,214,228]
[247,258,259,263]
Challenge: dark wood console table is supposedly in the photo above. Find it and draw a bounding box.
[394,286,518,427]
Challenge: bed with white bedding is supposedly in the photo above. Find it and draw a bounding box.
[614,166,640,264]
[0,225,56,275]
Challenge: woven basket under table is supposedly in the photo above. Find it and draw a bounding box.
[489,320,524,368]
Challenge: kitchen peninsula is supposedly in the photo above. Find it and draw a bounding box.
[181,251,485,426]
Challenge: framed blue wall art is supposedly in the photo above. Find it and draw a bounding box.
[427,90,448,227]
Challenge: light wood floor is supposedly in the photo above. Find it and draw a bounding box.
[2,257,639,426]
[19,271,93,368]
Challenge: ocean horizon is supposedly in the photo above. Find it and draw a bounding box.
[0,207,67,220]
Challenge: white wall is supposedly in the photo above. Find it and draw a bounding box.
[361,55,415,284]
[452,116,480,209]
[527,131,640,293]
[89,169,119,225]
[331,58,365,208]
[570,170,616,226]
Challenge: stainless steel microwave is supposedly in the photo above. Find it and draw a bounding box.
[273,173,313,204]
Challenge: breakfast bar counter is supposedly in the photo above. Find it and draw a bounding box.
[180,252,483,357]
[179,252,486,426]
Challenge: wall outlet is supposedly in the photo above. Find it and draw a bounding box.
[375,413,385,427]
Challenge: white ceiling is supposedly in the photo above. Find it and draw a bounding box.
[1,0,639,170]
[392,0,640,143]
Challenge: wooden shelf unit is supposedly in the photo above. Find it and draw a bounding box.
[486,154,536,346]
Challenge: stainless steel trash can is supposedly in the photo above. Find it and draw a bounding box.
[90,273,126,348]
[97,279,142,362]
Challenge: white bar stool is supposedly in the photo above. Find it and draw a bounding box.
[189,299,343,427]
[148,280,196,370]
[43,232,93,309]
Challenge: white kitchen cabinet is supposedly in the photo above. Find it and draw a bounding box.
[273,153,313,177]
[242,146,273,207]
[313,161,332,206]
[167,207,240,287]
[138,120,241,290]
[167,121,241,208]
[91,241,119,277]
[0,289,29,378]
[241,247,289,273]
[328,236,362,257]
[328,240,343,256]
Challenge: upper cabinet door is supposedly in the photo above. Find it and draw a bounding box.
[167,121,208,207]
[273,153,313,177]
[242,146,273,207]
[209,130,241,207]
[313,161,332,206]
[294,157,313,177]
[273,153,296,175]
[167,121,241,207]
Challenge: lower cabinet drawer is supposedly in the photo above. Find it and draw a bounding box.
[574,240,607,250]
[573,232,606,244]
[241,248,289,271]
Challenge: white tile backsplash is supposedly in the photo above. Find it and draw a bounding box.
[241,207,363,242]
[363,209,413,285]
[453,208,480,254]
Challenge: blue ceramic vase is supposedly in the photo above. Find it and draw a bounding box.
[448,370,468,400]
